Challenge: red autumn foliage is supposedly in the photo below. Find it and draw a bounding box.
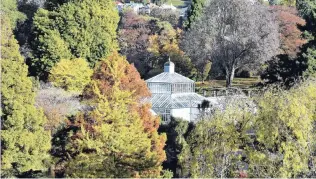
[270,6,306,57]
[238,171,248,178]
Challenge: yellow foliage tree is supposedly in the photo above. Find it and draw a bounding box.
[49,58,93,93]
[248,80,316,177]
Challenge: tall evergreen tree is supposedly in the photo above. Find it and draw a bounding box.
[296,0,316,77]
[184,0,206,29]
[31,0,119,80]
[63,53,166,178]
[1,16,51,177]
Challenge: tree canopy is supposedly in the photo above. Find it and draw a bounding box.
[174,80,316,178]
[0,0,26,28]
[118,10,195,79]
[63,53,166,177]
[49,58,93,92]
[1,16,51,178]
[30,0,119,80]
[182,0,279,87]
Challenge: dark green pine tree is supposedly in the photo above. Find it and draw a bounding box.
[1,16,51,177]
[297,0,316,78]
[184,0,206,29]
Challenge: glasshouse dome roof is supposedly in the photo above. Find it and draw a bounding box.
[146,72,194,83]
[149,93,205,109]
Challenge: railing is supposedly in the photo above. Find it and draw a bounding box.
[196,87,262,97]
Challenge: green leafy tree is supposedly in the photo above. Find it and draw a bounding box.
[63,53,166,178]
[158,118,193,178]
[1,17,51,177]
[0,0,26,28]
[31,0,119,80]
[175,80,316,178]
[178,103,252,178]
[49,58,93,92]
[248,81,316,177]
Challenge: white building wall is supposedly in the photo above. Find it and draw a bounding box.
[171,108,201,122]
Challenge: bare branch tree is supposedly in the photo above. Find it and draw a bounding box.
[35,82,82,132]
[181,0,279,87]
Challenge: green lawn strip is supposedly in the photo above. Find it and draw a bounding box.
[196,77,261,89]
[166,0,190,7]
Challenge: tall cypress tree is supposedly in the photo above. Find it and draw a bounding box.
[1,17,51,177]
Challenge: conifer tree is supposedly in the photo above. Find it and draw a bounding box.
[1,17,51,177]
[31,0,119,80]
[184,0,206,29]
[297,0,316,77]
[64,53,166,178]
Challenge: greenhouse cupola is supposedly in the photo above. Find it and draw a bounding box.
[164,57,175,73]
[145,58,205,123]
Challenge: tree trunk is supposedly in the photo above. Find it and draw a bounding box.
[225,67,235,88]
[201,72,205,84]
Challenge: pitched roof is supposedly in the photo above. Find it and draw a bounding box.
[150,93,205,109]
[146,72,194,83]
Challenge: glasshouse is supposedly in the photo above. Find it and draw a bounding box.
[146,59,206,123]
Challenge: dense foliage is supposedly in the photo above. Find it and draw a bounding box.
[297,0,316,78]
[118,10,195,79]
[1,17,51,177]
[2,0,316,178]
[262,0,316,86]
[30,0,119,79]
[63,53,166,177]
[49,58,93,92]
[0,0,26,28]
[172,80,316,178]
[184,0,206,29]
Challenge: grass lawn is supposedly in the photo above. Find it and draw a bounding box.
[166,0,190,7]
[196,77,261,89]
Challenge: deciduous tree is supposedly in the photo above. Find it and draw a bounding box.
[0,0,26,28]
[182,0,279,87]
[248,81,316,177]
[150,8,180,27]
[119,11,195,78]
[63,53,166,177]
[35,83,82,133]
[49,58,93,93]
[270,6,306,57]
[177,102,252,178]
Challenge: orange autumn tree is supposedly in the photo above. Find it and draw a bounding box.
[65,52,166,178]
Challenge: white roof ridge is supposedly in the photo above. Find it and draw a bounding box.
[146,72,195,83]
